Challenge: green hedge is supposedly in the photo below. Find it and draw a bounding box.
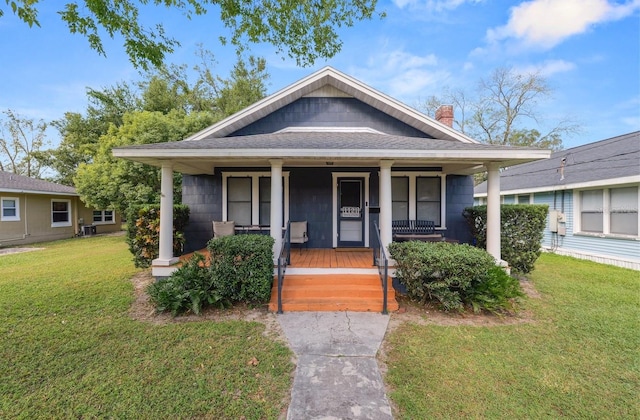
[463,204,548,273]
[125,204,190,268]
[148,235,275,316]
[207,234,275,304]
[389,241,524,313]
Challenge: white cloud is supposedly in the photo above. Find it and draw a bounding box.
[487,0,640,49]
[350,48,450,101]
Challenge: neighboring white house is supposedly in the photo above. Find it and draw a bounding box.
[475,131,640,270]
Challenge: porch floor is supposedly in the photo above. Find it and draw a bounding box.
[180,247,375,269]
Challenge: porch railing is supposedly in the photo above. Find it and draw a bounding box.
[372,221,388,315]
[276,221,291,314]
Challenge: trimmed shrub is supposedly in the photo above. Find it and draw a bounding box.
[389,241,496,311]
[389,241,524,313]
[147,253,230,315]
[467,265,525,314]
[207,234,275,304]
[464,204,548,273]
[125,204,190,268]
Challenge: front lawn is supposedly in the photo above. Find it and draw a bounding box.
[384,253,639,418]
[0,235,293,419]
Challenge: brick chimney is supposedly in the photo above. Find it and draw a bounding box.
[435,105,454,128]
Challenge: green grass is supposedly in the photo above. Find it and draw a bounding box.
[0,235,293,419]
[385,253,640,419]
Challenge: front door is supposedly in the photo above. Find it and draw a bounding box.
[337,178,364,247]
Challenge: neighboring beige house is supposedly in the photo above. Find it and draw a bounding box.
[0,170,121,246]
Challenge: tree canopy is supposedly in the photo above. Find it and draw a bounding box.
[66,53,269,212]
[0,110,50,177]
[2,0,379,69]
[421,66,580,151]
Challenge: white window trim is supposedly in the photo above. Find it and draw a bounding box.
[51,199,72,228]
[222,171,290,226]
[1,196,20,222]
[573,186,640,239]
[92,210,116,225]
[392,172,446,229]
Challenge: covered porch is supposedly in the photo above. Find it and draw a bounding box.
[181,247,397,312]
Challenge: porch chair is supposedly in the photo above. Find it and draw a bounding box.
[289,221,308,253]
[212,220,235,238]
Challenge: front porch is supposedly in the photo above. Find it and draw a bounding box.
[179,248,399,313]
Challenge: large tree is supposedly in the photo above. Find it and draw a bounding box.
[422,67,579,151]
[74,110,216,213]
[2,0,379,69]
[49,52,268,186]
[0,109,50,178]
[70,53,269,211]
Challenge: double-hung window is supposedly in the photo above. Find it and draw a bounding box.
[223,172,289,227]
[51,199,72,227]
[391,173,444,227]
[416,177,441,226]
[1,197,20,221]
[610,187,638,236]
[391,177,409,221]
[578,186,638,237]
[93,210,115,224]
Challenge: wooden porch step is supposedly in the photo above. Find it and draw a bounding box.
[268,274,399,313]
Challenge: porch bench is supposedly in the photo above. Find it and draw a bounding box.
[392,220,443,242]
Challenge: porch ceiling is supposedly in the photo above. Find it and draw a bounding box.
[113,132,551,175]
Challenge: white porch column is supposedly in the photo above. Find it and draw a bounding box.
[486,162,501,261]
[379,160,394,250]
[270,159,283,263]
[153,162,178,266]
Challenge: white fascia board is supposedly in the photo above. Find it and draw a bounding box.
[329,70,479,144]
[183,66,479,144]
[183,70,330,141]
[0,188,78,197]
[474,175,640,197]
[114,147,550,161]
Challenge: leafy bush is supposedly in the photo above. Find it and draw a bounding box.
[147,253,230,316]
[207,234,275,304]
[389,241,524,313]
[389,241,496,311]
[467,266,525,314]
[464,204,548,273]
[125,204,190,268]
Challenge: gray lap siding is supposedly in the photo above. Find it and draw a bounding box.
[181,171,473,254]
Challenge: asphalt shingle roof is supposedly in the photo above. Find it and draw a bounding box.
[475,131,640,194]
[117,131,539,153]
[0,171,77,195]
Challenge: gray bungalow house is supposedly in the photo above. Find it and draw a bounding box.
[113,67,550,290]
[475,131,639,270]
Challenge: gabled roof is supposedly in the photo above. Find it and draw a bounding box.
[113,67,552,175]
[183,66,478,143]
[475,131,640,195]
[0,171,77,196]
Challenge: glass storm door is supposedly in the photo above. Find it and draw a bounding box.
[337,178,364,247]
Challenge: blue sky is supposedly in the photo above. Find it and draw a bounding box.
[0,0,638,149]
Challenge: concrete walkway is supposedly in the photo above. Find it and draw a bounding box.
[277,311,393,419]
